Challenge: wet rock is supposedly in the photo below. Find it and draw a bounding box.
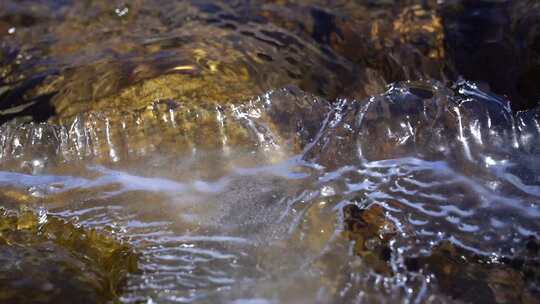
[0,1,539,302]
[440,0,540,110]
[342,203,396,275]
[0,1,454,124]
[0,1,352,123]
[0,207,138,304]
[405,240,540,304]
[257,0,446,99]
[0,87,330,171]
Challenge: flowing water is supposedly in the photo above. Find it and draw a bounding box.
[0,1,539,303]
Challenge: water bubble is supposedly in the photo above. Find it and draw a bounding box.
[115,7,129,17]
[320,185,335,197]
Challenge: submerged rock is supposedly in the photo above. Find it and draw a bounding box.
[342,203,396,276]
[0,86,330,173]
[0,207,138,304]
[0,1,359,123]
[1,1,540,298]
[0,79,536,302]
[303,79,524,170]
[0,0,452,124]
[405,240,540,304]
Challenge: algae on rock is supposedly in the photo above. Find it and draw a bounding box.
[0,207,138,304]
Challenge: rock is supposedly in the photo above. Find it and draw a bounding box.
[304,80,518,169]
[0,207,138,304]
[405,240,540,304]
[440,0,540,110]
[0,87,331,171]
[342,203,396,276]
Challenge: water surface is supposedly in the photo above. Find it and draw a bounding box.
[0,1,539,303]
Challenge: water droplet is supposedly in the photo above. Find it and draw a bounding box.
[320,185,335,197]
[115,7,129,17]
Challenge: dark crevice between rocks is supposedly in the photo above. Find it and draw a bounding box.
[0,74,57,124]
[440,0,540,111]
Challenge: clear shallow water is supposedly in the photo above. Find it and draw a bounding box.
[1,1,540,303]
[0,81,539,303]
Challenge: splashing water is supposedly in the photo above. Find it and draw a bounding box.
[1,1,540,303]
[0,80,538,303]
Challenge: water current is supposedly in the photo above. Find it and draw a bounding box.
[0,1,539,303]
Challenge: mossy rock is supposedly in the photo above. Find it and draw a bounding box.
[0,207,138,304]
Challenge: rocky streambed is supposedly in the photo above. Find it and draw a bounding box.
[0,1,539,303]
